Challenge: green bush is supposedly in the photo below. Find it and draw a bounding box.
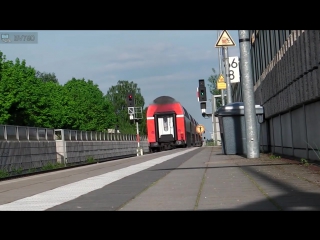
[269,154,281,159]
[87,156,96,163]
[10,168,23,175]
[0,170,9,179]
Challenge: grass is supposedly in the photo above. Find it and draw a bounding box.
[0,155,97,179]
[28,168,37,174]
[299,141,320,167]
[300,158,309,166]
[86,156,96,163]
[206,140,221,146]
[10,168,23,175]
[0,170,9,178]
[41,162,66,171]
[269,154,281,159]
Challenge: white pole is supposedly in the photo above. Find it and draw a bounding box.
[136,121,140,149]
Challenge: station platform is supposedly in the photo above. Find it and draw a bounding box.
[119,146,320,211]
[1,146,320,211]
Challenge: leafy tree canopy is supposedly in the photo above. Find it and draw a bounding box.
[105,80,145,134]
[36,71,59,84]
[61,78,116,131]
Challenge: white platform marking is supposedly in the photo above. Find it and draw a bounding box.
[0,148,197,211]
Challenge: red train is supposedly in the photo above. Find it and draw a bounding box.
[146,96,203,153]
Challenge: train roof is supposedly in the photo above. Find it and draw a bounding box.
[152,96,178,104]
[148,96,199,125]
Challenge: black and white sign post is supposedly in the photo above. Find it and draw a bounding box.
[127,96,144,156]
[129,107,143,156]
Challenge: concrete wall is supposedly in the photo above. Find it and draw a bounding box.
[254,31,320,119]
[56,140,149,165]
[259,101,320,161]
[0,125,149,174]
[0,141,57,172]
[252,30,320,161]
[232,30,320,162]
[0,125,57,172]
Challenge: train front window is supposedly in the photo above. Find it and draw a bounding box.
[163,117,168,131]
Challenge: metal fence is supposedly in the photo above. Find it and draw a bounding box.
[0,125,147,142]
[0,125,54,141]
[54,129,147,142]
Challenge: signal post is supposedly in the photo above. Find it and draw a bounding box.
[215,30,236,104]
[126,93,143,156]
[196,30,238,145]
[197,79,208,117]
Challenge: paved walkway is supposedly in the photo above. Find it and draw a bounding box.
[119,146,320,211]
[1,146,320,211]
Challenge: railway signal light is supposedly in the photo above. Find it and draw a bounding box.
[198,79,207,102]
[199,79,205,87]
[126,92,135,107]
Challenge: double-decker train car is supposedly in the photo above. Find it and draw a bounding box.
[146,96,203,153]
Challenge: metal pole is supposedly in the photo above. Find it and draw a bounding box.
[136,120,140,156]
[238,30,259,158]
[212,95,218,145]
[223,46,232,104]
[211,94,215,144]
[217,30,225,106]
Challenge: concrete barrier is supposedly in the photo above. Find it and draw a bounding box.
[0,125,149,174]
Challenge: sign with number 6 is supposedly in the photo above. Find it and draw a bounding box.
[228,56,240,83]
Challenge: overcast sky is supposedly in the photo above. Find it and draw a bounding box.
[0,30,240,139]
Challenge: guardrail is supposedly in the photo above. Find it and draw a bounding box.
[0,125,54,141]
[0,125,149,176]
[54,128,147,141]
[0,125,147,142]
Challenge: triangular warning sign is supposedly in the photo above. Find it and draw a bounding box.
[215,30,236,47]
[217,74,224,83]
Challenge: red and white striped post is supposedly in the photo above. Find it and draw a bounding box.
[136,121,140,147]
[136,121,142,156]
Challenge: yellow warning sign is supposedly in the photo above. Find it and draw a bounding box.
[215,30,236,47]
[196,124,205,134]
[217,74,224,83]
[217,82,226,90]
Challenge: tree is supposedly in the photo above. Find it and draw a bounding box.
[0,51,116,131]
[61,78,116,131]
[35,81,65,128]
[0,52,66,128]
[0,56,45,126]
[207,68,225,108]
[105,80,145,134]
[36,71,59,84]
